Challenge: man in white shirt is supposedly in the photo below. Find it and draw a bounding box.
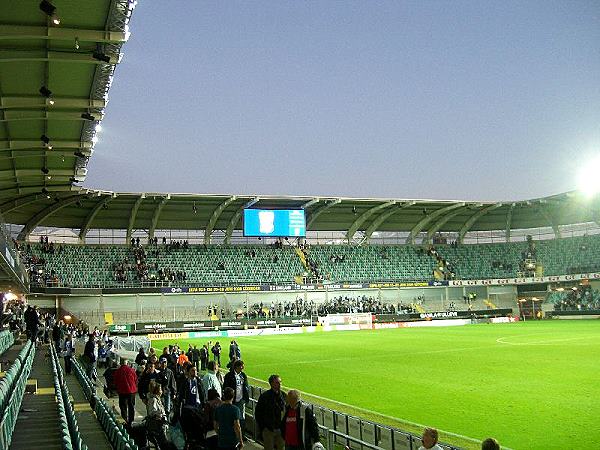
[418,427,443,450]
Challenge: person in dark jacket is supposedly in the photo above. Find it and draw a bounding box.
[280,390,320,450]
[211,342,221,366]
[255,374,286,450]
[223,359,249,431]
[135,347,147,366]
[83,334,97,380]
[51,320,64,352]
[200,344,209,371]
[156,357,177,416]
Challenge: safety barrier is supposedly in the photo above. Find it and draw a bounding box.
[50,344,89,450]
[246,385,463,450]
[71,357,138,450]
[0,341,35,449]
[0,331,14,357]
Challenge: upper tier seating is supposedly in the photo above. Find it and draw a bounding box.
[19,233,600,288]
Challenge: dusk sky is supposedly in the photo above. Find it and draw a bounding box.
[86,1,600,202]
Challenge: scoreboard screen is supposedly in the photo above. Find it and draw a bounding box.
[243,209,306,237]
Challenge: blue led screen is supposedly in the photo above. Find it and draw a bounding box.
[243,209,306,237]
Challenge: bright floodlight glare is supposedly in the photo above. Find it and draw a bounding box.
[578,156,600,196]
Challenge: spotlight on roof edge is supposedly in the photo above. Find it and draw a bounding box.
[92,52,111,63]
[577,155,600,197]
[39,0,60,25]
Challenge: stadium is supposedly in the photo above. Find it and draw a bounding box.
[0,2,598,450]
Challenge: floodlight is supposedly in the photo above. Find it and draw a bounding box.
[578,155,600,197]
[81,112,95,121]
[92,52,111,63]
[41,134,50,145]
[41,167,49,174]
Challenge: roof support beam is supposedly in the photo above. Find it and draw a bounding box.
[149,196,170,240]
[17,194,84,240]
[78,195,114,242]
[224,197,259,244]
[505,204,515,242]
[301,198,320,210]
[365,201,416,242]
[0,25,127,44]
[406,203,466,244]
[0,96,106,110]
[0,111,104,123]
[346,201,396,241]
[425,205,470,244]
[0,193,45,214]
[126,195,144,243]
[204,196,237,245]
[0,50,119,65]
[0,184,76,199]
[457,203,504,244]
[0,140,93,152]
[307,199,341,228]
[538,205,562,239]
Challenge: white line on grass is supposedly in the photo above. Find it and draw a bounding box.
[496,336,590,346]
[244,374,488,447]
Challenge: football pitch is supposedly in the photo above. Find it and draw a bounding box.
[153,320,600,449]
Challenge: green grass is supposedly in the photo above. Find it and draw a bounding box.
[153,320,600,450]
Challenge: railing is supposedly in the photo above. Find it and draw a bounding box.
[244,385,463,450]
[0,331,14,357]
[0,340,35,449]
[71,357,138,450]
[49,344,89,450]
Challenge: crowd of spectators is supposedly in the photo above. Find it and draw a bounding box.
[549,285,600,311]
[239,295,420,319]
[113,241,188,284]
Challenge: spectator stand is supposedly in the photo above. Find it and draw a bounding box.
[0,340,35,449]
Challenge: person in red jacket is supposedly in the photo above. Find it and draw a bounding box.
[113,358,138,425]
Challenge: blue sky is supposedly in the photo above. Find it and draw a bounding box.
[86,1,600,201]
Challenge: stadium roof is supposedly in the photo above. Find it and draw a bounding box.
[0,2,598,244]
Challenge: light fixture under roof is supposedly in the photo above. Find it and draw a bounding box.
[39,0,60,25]
[41,167,49,174]
[81,112,95,121]
[39,86,52,98]
[41,134,50,144]
[92,52,111,63]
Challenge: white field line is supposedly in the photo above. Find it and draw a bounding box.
[244,374,490,447]
[495,336,592,346]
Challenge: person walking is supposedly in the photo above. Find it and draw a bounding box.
[113,358,138,425]
[255,374,286,450]
[63,333,75,374]
[223,359,249,431]
[214,387,244,450]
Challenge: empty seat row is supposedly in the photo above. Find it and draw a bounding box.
[0,340,35,449]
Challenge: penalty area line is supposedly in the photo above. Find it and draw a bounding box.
[244,374,490,447]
